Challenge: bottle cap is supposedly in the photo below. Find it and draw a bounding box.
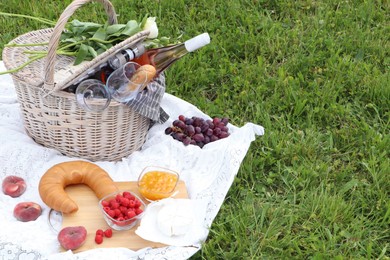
[185,33,210,52]
[133,44,146,57]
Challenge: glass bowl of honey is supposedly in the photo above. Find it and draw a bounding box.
[137,166,179,201]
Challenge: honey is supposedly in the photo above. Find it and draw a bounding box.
[138,170,179,201]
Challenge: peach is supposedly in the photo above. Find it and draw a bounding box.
[58,226,87,250]
[13,202,42,222]
[2,175,27,198]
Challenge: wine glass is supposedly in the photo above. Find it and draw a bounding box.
[75,79,111,112]
[106,62,147,103]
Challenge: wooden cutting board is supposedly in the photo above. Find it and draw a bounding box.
[61,181,188,252]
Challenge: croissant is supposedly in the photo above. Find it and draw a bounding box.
[39,161,119,214]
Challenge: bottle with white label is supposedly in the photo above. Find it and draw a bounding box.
[111,33,210,76]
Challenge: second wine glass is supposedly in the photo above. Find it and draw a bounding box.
[75,79,111,112]
[106,62,148,103]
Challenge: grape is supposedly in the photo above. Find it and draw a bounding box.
[171,132,179,140]
[193,118,203,127]
[213,117,221,125]
[179,133,187,141]
[221,117,229,125]
[186,125,195,136]
[200,123,209,133]
[165,115,230,148]
[206,128,213,137]
[185,118,193,125]
[221,126,229,132]
[193,133,205,142]
[219,131,229,138]
[173,132,185,141]
[210,135,219,142]
[172,119,181,127]
[213,127,221,135]
[207,120,214,129]
[183,137,191,146]
[178,115,186,122]
[177,121,186,130]
[165,127,173,135]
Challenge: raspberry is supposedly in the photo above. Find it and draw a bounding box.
[101,200,110,207]
[107,209,116,218]
[96,229,104,236]
[110,201,120,209]
[134,199,141,208]
[115,194,123,202]
[104,228,113,238]
[128,200,135,208]
[127,210,136,219]
[123,192,135,200]
[135,208,143,215]
[95,234,103,244]
[121,198,130,207]
[114,208,121,217]
[120,206,128,214]
[122,191,130,197]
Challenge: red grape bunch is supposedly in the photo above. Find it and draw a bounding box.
[165,115,230,148]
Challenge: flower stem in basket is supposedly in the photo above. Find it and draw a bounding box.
[0,12,56,26]
[0,54,45,75]
[4,42,50,48]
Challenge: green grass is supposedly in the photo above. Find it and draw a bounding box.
[1,0,389,259]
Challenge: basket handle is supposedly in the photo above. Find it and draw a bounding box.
[43,0,118,90]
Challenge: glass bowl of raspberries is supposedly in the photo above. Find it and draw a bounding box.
[99,190,146,231]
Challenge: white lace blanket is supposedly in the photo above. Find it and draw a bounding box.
[0,61,264,260]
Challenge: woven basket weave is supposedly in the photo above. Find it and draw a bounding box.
[2,0,155,161]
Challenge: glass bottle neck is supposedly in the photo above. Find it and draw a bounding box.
[152,43,188,73]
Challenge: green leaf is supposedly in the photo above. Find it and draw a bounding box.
[74,43,89,65]
[82,22,102,32]
[60,33,73,41]
[92,27,107,41]
[68,19,82,27]
[95,42,109,50]
[96,48,106,55]
[106,24,126,35]
[67,19,102,36]
[120,20,141,36]
[60,37,77,43]
[68,19,101,30]
[87,46,98,58]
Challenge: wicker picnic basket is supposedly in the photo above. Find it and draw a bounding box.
[2,0,156,161]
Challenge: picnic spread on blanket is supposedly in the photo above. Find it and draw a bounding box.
[0,0,264,259]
